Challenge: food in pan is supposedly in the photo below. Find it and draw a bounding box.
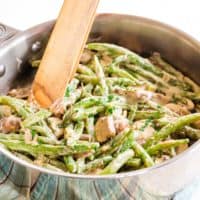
[0,43,200,175]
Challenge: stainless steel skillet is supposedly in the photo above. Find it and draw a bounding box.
[0,14,200,198]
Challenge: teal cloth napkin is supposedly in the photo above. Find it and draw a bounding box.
[0,153,199,200]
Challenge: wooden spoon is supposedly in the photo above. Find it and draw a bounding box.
[32,0,99,107]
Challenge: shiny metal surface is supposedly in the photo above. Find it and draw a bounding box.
[0,14,200,197]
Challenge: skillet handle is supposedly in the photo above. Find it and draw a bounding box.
[0,23,19,45]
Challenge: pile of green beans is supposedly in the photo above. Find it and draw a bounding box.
[0,43,200,175]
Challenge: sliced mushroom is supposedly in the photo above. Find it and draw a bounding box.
[152,93,170,105]
[0,115,21,133]
[132,120,155,145]
[95,116,116,143]
[0,105,12,117]
[114,116,129,133]
[8,86,31,99]
[80,134,92,141]
[192,120,200,129]
[100,54,113,66]
[136,89,154,100]
[165,103,190,116]
[115,87,170,106]
[114,88,152,104]
[183,98,194,111]
[80,49,92,64]
[136,126,155,145]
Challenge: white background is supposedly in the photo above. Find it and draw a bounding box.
[0,1,200,199]
[0,0,200,41]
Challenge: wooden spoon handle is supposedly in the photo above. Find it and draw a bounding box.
[32,0,99,107]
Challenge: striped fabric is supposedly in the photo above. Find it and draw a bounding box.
[0,153,198,200]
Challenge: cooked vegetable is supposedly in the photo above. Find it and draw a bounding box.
[0,42,200,174]
[146,139,189,155]
[132,140,154,167]
[95,116,116,142]
[100,149,134,174]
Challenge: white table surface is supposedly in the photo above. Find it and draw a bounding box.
[0,1,200,199]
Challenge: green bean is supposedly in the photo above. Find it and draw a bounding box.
[72,106,105,121]
[77,157,85,174]
[75,74,98,84]
[132,140,154,167]
[182,91,200,102]
[126,64,169,88]
[0,133,24,141]
[64,124,75,140]
[87,43,126,56]
[22,109,51,127]
[47,118,64,139]
[69,141,99,152]
[0,96,32,118]
[81,83,94,98]
[155,118,200,140]
[100,149,134,174]
[65,78,79,97]
[0,139,74,156]
[150,52,182,77]
[150,53,198,93]
[75,121,84,135]
[145,113,200,147]
[93,85,102,96]
[146,100,176,117]
[168,79,192,92]
[86,116,95,140]
[0,139,98,157]
[0,132,59,145]
[74,95,123,109]
[87,43,163,77]
[106,77,137,87]
[31,121,56,140]
[83,156,112,173]
[183,77,200,93]
[135,110,164,120]
[67,121,84,145]
[94,55,109,96]
[147,139,189,155]
[76,73,137,88]
[77,64,95,76]
[63,89,82,108]
[128,71,157,91]
[181,127,200,140]
[118,132,134,154]
[37,136,61,145]
[106,64,139,84]
[95,129,133,157]
[125,158,142,169]
[74,96,108,108]
[108,103,163,119]
[64,156,77,173]
[128,104,138,121]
